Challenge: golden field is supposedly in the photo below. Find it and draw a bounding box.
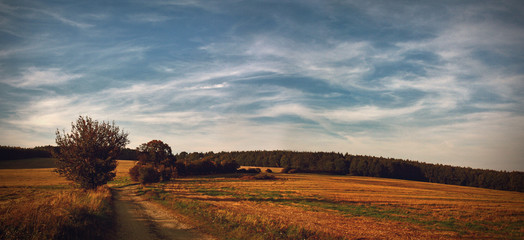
[138,171,524,239]
[1,160,523,239]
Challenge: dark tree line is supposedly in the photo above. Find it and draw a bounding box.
[174,150,524,192]
[0,145,139,161]
[0,146,54,160]
[118,148,138,160]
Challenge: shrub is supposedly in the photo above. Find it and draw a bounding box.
[281,167,292,173]
[174,162,186,176]
[186,159,217,175]
[129,164,140,181]
[245,168,261,174]
[159,165,175,182]
[138,165,160,184]
[265,169,273,173]
[219,160,240,173]
[253,173,276,180]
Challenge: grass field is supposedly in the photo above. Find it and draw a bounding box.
[137,172,524,239]
[0,158,118,239]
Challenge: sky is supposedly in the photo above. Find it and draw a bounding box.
[0,0,523,171]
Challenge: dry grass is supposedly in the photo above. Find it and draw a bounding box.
[0,185,113,240]
[139,172,524,239]
[0,159,125,239]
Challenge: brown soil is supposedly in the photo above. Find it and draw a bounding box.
[112,184,214,240]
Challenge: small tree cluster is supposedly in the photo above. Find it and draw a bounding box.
[129,140,176,184]
[54,116,129,189]
[184,157,239,175]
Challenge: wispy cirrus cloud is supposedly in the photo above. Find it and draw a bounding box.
[0,1,93,30]
[127,13,171,23]
[3,67,83,88]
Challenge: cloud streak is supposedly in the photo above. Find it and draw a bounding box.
[4,67,83,88]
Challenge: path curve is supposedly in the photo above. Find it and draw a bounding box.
[112,185,213,240]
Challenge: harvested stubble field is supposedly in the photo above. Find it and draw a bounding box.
[139,172,524,239]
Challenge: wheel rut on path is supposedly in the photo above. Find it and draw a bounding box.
[112,185,213,240]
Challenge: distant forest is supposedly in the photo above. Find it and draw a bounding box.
[173,150,524,192]
[1,146,522,192]
[0,146,53,160]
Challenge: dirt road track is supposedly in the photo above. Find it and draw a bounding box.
[112,185,214,240]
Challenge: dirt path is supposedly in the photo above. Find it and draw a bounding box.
[112,185,214,240]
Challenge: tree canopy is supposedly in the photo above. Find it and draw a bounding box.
[54,116,129,189]
[130,140,177,183]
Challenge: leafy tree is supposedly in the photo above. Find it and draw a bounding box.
[137,140,175,168]
[130,140,176,183]
[54,116,129,189]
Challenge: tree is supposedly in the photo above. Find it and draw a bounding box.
[54,116,129,189]
[130,140,176,183]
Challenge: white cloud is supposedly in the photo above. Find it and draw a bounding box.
[0,2,93,29]
[4,67,82,88]
[254,101,424,125]
[201,35,373,88]
[322,104,424,123]
[38,9,93,29]
[128,13,171,23]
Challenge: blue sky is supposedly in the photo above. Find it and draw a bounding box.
[1,0,523,171]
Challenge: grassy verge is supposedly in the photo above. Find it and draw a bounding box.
[108,175,133,188]
[0,185,114,240]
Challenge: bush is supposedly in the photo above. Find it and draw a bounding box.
[253,173,276,180]
[129,164,140,181]
[175,162,186,176]
[129,164,170,184]
[265,169,273,173]
[138,165,160,184]
[159,165,175,182]
[281,167,292,173]
[245,168,261,174]
[220,160,240,173]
